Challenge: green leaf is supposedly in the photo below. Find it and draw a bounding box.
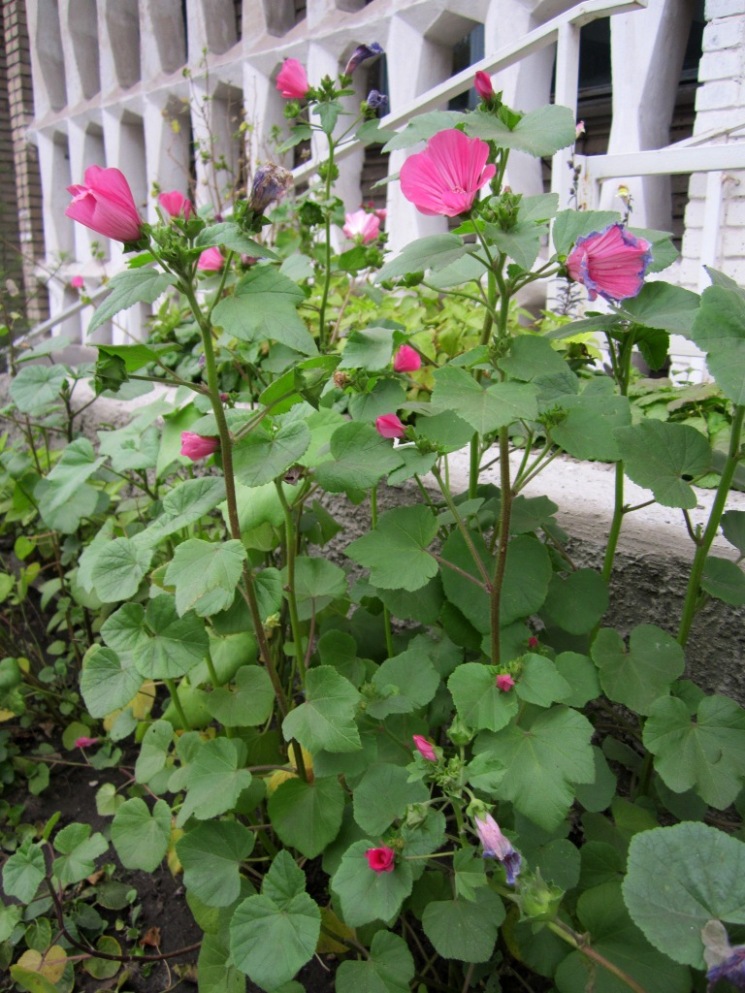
[2,842,45,902]
[542,569,609,635]
[556,882,691,993]
[268,776,345,858]
[132,598,208,680]
[9,364,68,413]
[591,624,684,715]
[140,477,227,545]
[164,539,247,617]
[643,694,745,809]
[135,720,173,783]
[353,764,429,835]
[346,505,438,592]
[175,738,252,826]
[615,420,711,509]
[382,111,465,151]
[499,335,568,381]
[89,268,177,333]
[289,556,347,620]
[620,281,700,335]
[377,235,470,281]
[198,932,246,993]
[701,556,745,605]
[90,537,153,602]
[212,267,317,355]
[282,666,361,753]
[313,421,403,493]
[206,666,275,727]
[232,420,311,487]
[464,105,576,157]
[449,663,519,731]
[476,706,594,830]
[195,221,278,259]
[177,820,255,907]
[623,822,745,968]
[554,652,601,708]
[722,510,745,555]
[552,388,632,461]
[367,648,441,719]
[338,327,395,371]
[552,210,621,256]
[488,222,542,270]
[431,366,538,434]
[111,798,170,872]
[332,840,414,927]
[52,822,108,886]
[422,888,505,963]
[80,645,143,718]
[35,438,106,533]
[516,655,572,707]
[335,930,415,993]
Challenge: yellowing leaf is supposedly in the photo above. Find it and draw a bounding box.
[168,823,184,876]
[318,906,356,954]
[131,680,157,719]
[265,769,297,795]
[17,946,67,983]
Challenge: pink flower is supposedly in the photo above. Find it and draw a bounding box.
[413,735,436,762]
[70,275,85,289]
[197,247,225,272]
[159,190,193,220]
[66,166,143,242]
[474,814,521,884]
[374,208,387,222]
[180,432,219,460]
[474,71,494,101]
[496,674,515,692]
[74,736,99,749]
[365,846,395,873]
[566,223,651,303]
[343,209,380,244]
[375,414,405,440]
[527,636,539,650]
[400,130,496,218]
[393,345,421,373]
[276,59,310,100]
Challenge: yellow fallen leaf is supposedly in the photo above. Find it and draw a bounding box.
[17,945,67,983]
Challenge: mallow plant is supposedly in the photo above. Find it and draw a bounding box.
[4,53,745,993]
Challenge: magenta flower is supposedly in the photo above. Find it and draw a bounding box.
[475,814,522,884]
[474,71,494,101]
[365,846,396,873]
[159,190,193,220]
[66,166,143,243]
[393,345,421,373]
[344,42,383,76]
[413,735,436,762]
[400,130,496,217]
[180,432,219,461]
[343,209,380,244]
[197,247,225,272]
[566,223,651,303]
[74,736,99,749]
[276,59,310,100]
[375,414,405,440]
[496,674,515,692]
[70,275,85,289]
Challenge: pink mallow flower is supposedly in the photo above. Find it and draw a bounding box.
[496,673,515,692]
[375,414,405,440]
[365,846,396,873]
[276,59,310,100]
[180,432,219,461]
[74,736,99,749]
[400,130,496,218]
[566,223,651,303]
[474,71,494,101]
[343,209,381,244]
[159,190,193,220]
[393,345,421,373]
[66,166,143,243]
[474,814,522,884]
[413,735,436,762]
[70,275,85,289]
[197,247,225,272]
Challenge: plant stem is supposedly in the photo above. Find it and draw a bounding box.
[275,480,305,668]
[431,465,492,589]
[602,461,625,584]
[490,427,512,665]
[164,679,190,730]
[547,920,652,993]
[371,485,394,657]
[678,403,745,646]
[318,140,336,352]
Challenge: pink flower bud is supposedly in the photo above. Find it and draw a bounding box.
[365,846,395,873]
[527,636,539,649]
[413,735,436,761]
[474,71,494,101]
[197,247,225,272]
[74,736,99,749]
[393,345,421,373]
[375,414,405,439]
[66,166,143,243]
[70,275,85,289]
[159,190,193,220]
[576,120,586,138]
[496,674,515,692]
[180,432,219,461]
[276,58,310,100]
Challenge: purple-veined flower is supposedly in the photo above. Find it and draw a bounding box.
[366,89,388,111]
[566,223,651,303]
[400,130,496,218]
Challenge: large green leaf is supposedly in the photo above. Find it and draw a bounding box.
[449,663,519,732]
[332,840,413,927]
[620,281,700,335]
[516,655,572,708]
[212,267,316,355]
[643,694,745,809]
[367,648,441,719]
[475,706,595,830]
[615,420,711,508]
[422,889,505,963]
[195,221,278,259]
[552,385,631,462]
[2,842,45,902]
[338,326,395,371]
[232,420,311,487]
[346,505,438,592]
[198,932,246,993]
[164,539,247,617]
[312,421,403,493]
[353,764,429,836]
[89,268,177,333]
[52,822,108,887]
[9,364,68,414]
[80,645,143,718]
[591,624,684,715]
[173,737,252,826]
[377,237,471,282]
[335,930,414,993]
[464,105,576,157]
[431,366,538,434]
[701,556,745,606]
[289,556,347,620]
[205,666,275,728]
[542,569,608,635]
[35,438,105,533]
[690,283,745,402]
[268,776,345,858]
[282,666,361,753]
[623,822,745,968]
[89,537,153,603]
[111,798,170,872]
[104,597,208,680]
[177,820,255,907]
